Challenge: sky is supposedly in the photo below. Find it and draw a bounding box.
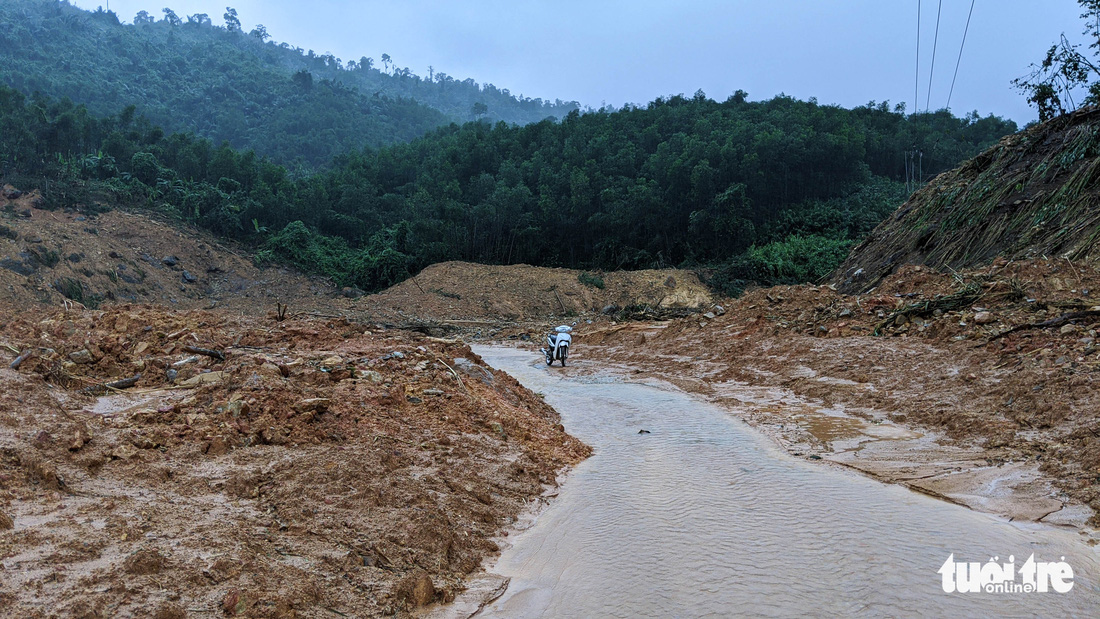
[71,1,1089,126]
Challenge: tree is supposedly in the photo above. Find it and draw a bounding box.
[224,7,241,32]
[187,13,211,26]
[1014,0,1100,120]
[161,8,181,26]
[471,102,488,120]
[360,56,374,71]
[249,24,269,41]
[134,10,154,25]
[381,53,391,74]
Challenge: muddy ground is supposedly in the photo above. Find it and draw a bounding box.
[0,306,587,617]
[502,258,1100,529]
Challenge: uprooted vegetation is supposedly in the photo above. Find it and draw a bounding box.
[835,106,1100,293]
[0,306,587,617]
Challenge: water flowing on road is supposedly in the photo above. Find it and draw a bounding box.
[469,345,1100,618]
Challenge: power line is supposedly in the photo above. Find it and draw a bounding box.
[946,0,976,111]
[915,0,921,114]
[925,0,943,112]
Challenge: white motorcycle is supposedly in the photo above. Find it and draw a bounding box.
[541,325,572,366]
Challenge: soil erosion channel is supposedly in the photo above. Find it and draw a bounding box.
[470,346,1100,617]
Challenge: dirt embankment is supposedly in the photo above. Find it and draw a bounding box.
[0,186,350,317]
[582,258,1100,526]
[367,261,713,325]
[833,107,1100,293]
[0,306,587,617]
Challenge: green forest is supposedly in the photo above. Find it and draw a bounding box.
[0,0,579,169]
[0,75,1017,293]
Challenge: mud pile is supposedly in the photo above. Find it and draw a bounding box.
[833,107,1100,293]
[0,306,587,617]
[587,258,1100,523]
[367,261,713,323]
[0,186,344,316]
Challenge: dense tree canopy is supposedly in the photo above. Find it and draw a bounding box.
[0,0,579,168]
[0,82,1016,293]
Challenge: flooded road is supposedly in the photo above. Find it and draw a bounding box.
[470,345,1100,618]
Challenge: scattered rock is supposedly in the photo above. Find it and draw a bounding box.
[3,187,23,200]
[320,355,344,369]
[341,286,364,298]
[703,312,716,319]
[396,571,436,608]
[712,304,726,316]
[0,510,12,530]
[838,308,853,318]
[1060,324,1077,335]
[423,388,445,396]
[638,429,650,434]
[664,276,676,288]
[295,398,330,413]
[181,270,197,283]
[974,311,995,324]
[179,371,227,387]
[161,255,179,267]
[601,304,620,315]
[68,349,95,364]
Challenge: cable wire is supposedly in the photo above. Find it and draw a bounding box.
[926,0,942,112]
[946,0,976,111]
[915,0,921,114]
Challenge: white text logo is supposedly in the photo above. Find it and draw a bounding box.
[938,554,1074,593]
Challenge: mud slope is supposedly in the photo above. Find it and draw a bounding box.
[0,186,342,316]
[0,306,588,617]
[368,261,713,322]
[834,107,1100,293]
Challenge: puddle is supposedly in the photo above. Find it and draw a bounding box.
[462,345,1100,617]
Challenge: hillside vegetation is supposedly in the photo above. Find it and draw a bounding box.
[834,106,1100,293]
[0,80,1017,293]
[0,0,576,167]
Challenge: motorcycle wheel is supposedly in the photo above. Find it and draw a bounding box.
[545,352,553,365]
[560,349,568,367]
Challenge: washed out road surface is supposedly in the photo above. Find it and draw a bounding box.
[469,345,1100,617]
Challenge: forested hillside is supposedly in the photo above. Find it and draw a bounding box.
[0,79,1017,293]
[0,0,577,168]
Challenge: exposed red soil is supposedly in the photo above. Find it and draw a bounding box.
[0,306,587,617]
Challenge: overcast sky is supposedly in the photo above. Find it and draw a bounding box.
[72,1,1087,126]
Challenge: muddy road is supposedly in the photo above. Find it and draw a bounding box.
[467,346,1100,617]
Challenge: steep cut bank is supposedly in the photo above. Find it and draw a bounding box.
[834,107,1100,293]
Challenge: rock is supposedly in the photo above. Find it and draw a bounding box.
[179,371,226,387]
[181,270,197,283]
[166,368,179,382]
[0,511,13,530]
[341,286,364,298]
[423,388,444,396]
[838,308,853,318]
[974,311,995,324]
[381,351,405,361]
[25,235,42,243]
[295,398,330,413]
[713,304,726,316]
[664,276,676,288]
[638,429,651,434]
[490,422,505,437]
[111,443,139,460]
[225,400,250,418]
[703,312,716,319]
[601,304,620,315]
[1060,324,1077,335]
[454,358,494,385]
[68,349,95,364]
[361,370,384,383]
[320,355,344,369]
[3,188,23,200]
[161,255,179,267]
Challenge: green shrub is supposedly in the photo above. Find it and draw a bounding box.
[578,271,605,289]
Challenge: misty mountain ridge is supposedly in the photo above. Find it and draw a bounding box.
[0,0,580,168]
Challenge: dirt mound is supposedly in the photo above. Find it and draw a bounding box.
[833,107,1100,293]
[0,306,588,616]
[587,258,1100,524]
[0,185,346,316]
[368,261,714,323]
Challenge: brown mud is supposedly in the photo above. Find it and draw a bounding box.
[0,306,587,617]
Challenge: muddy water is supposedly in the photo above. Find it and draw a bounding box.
[471,346,1100,618]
